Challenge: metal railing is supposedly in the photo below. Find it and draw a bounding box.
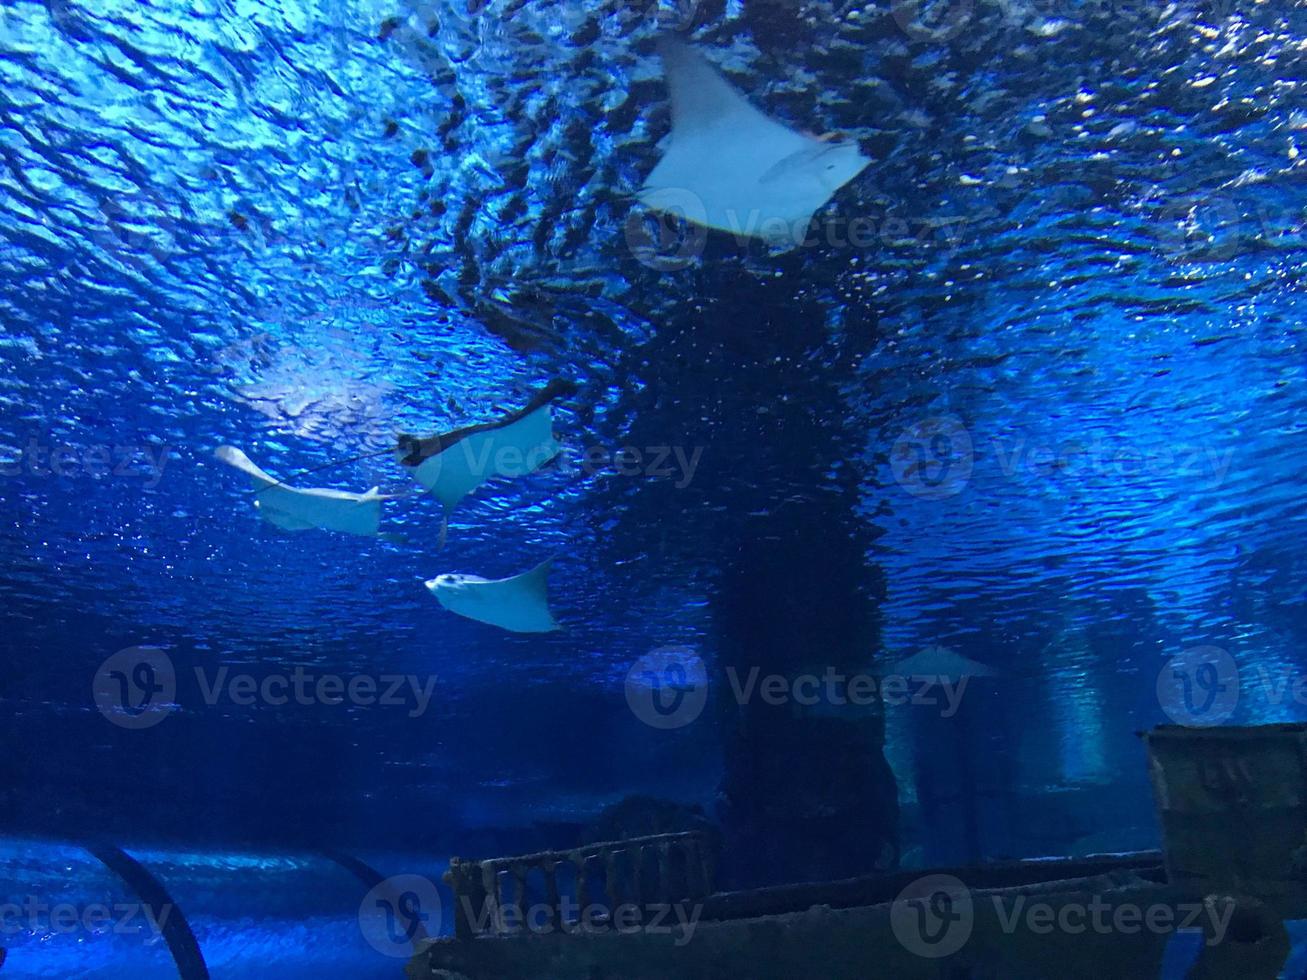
[445,831,714,940]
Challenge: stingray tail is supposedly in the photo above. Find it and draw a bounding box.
[261,445,397,491]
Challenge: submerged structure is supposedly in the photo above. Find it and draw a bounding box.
[410,723,1307,979]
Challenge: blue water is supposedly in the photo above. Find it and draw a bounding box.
[0,838,452,977]
[2,0,1305,975]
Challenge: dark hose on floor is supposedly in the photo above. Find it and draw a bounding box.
[83,841,209,980]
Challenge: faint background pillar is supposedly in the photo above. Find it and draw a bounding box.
[608,260,899,887]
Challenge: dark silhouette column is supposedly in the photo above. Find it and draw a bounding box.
[607,255,899,887]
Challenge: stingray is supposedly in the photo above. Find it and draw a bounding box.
[424,559,559,633]
[891,645,998,680]
[215,446,400,537]
[638,39,871,247]
[395,379,576,547]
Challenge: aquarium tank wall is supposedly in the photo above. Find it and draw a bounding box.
[1,0,1304,976]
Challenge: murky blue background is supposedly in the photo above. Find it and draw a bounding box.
[2,0,1305,974]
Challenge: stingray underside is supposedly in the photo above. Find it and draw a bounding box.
[639,40,869,243]
[401,390,568,511]
[216,446,385,536]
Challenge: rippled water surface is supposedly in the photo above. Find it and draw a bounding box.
[2,0,1305,935]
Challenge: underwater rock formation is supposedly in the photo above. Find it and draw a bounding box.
[582,795,719,845]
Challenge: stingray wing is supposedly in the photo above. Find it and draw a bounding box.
[215,445,279,489]
[639,40,833,238]
[254,485,384,536]
[399,380,574,513]
[658,39,806,160]
[255,503,317,532]
[406,403,561,511]
[478,558,558,633]
[216,446,384,536]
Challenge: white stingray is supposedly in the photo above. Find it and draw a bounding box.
[424,559,559,633]
[216,446,398,537]
[396,380,574,547]
[638,40,871,246]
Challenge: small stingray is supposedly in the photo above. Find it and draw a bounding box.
[638,39,871,246]
[215,446,399,537]
[891,645,998,679]
[396,379,576,547]
[425,559,559,633]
